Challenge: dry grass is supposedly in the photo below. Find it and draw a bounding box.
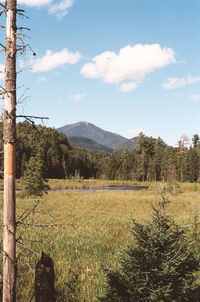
[1,180,200,301]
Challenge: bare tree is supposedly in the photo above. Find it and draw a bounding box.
[1,2,49,300]
[3,0,17,301]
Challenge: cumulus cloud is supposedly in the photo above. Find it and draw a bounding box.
[162,76,200,90]
[69,93,85,102]
[81,44,176,92]
[118,82,138,93]
[0,64,5,81]
[48,0,74,18]
[18,0,52,6]
[32,48,81,73]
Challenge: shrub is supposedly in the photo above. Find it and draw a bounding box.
[100,201,200,302]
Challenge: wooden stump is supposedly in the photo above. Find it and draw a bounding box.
[35,252,56,302]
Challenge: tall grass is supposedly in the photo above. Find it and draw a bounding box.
[0,180,200,301]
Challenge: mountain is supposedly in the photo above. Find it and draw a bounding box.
[68,136,113,154]
[57,121,138,152]
[57,121,129,149]
[118,137,139,150]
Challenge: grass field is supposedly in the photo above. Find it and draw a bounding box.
[1,180,200,301]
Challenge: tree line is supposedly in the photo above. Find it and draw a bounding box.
[104,133,200,182]
[0,122,200,182]
[16,122,102,179]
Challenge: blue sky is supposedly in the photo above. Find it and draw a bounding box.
[1,0,200,145]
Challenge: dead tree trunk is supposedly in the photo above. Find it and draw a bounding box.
[3,0,17,301]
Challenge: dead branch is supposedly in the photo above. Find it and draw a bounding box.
[17,241,38,255]
[16,9,29,19]
[0,9,5,16]
[17,200,40,224]
[17,115,49,120]
[16,44,36,56]
[16,32,31,41]
[17,87,29,104]
[0,86,7,98]
[0,86,7,92]
[17,68,32,75]
[0,43,6,51]
[0,3,6,9]
[17,26,30,32]
[16,115,49,133]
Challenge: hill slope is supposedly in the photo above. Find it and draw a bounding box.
[68,136,113,154]
[57,121,130,149]
[118,137,139,150]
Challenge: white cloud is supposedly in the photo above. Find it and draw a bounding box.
[18,0,52,7]
[18,0,75,18]
[162,76,200,90]
[189,94,200,103]
[49,0,74,18]
[118,82,138,93]
[81,44,176,92]
[32,48,81,73]
[69,93,85,102]
[0,64,5,81]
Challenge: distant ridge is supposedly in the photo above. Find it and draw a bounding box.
[68,136,113,154]
[57,121,138,152]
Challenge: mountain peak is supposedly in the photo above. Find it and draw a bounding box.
[57,121,138,151]
[78,121,89,126]
[57,121,128,149]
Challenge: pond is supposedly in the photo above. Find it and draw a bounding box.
[50,185,149,192]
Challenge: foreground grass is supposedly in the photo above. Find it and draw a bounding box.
[1,181,200,301]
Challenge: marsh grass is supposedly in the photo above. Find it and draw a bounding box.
[47,179,149,190]
[1,181,200,300]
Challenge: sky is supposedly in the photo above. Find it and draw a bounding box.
[0,0,200,146]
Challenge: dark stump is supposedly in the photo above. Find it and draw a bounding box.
[35,252,56,302]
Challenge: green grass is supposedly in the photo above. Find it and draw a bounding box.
[1,180,200,301]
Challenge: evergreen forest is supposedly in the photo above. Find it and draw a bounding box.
[1,122,200,183]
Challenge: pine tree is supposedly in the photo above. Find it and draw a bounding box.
[21,156,48,196]
[182,148,200,182]
[100,202,200,302]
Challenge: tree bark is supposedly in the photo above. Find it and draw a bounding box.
[3,0,17,301]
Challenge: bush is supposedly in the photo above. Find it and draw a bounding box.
[100,201,200,302]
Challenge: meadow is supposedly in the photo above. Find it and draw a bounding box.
[1,180,200,301]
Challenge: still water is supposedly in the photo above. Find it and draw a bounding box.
[50,186,148,192]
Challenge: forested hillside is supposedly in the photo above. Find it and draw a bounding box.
[0,122,199,182]
[0,122,103,179]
